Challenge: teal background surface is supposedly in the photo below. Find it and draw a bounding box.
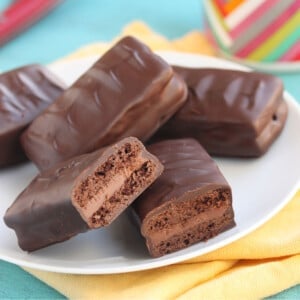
[0,0,299,298]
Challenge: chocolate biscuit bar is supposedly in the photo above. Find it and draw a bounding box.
[151,67,288,157]
[4,137,163,251]
[132,138,235,257]
[0,65,65,166]
[21,36,187,171]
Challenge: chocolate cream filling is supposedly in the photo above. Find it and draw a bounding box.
[72,142,159,228]
[141,188,234,257]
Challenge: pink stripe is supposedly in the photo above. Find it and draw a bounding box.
[206,30,218,49]
[204,21,218,48]
[235,1,300,58]
[230,0,279,39]
[279,41,300,61]
[293,53,300,61]
[214,0,227,16]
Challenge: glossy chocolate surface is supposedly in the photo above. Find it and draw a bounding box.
[151,67,287,157]
[4,149,98,251]
[4,137,162,252]
[21,36,186,171]
[133,138,231,221]
[0,65,65,166]
[132,138,234,257]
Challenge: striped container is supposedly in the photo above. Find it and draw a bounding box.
[203,0,300,71]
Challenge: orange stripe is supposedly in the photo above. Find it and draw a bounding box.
[214,0,227,16]
[224,0,245,14]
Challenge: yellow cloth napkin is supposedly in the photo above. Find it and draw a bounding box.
[24,22,300,299]
[56,21,216,62]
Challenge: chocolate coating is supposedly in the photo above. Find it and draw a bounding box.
[21,36,187,171]
[132,139,235,257]
[151,67,288,157]
[0,65,65,166]
[4,137,163,252]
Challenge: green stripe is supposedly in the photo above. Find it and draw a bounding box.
[230,0,294,53]
[262,27,300,62]
[205,12,228,51]
[210,0,229,32]
[248,11,300,61]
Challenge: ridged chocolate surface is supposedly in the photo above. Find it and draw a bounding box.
[0,65,65,166]
[21,36,186,171]
[133,138,231,221]
[132,138,234,257]
[151,67,287,157]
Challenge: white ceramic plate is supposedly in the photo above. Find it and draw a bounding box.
[1,52,300,274]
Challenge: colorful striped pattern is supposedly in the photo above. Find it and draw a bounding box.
[204,0,300,62]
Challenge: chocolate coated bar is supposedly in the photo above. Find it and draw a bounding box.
[4,137,163,251]
[0,65,65,166]
[132,138,235,257]
[151,67,288,157]
[21,36,187,170]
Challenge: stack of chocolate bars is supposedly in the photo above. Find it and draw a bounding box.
[1,36,287,257]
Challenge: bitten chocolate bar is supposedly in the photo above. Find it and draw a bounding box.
[132,138,235,257]
[151,67,288,157]
[4,137,163,252]
[21,36,187,171]
[0,65,65,167]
